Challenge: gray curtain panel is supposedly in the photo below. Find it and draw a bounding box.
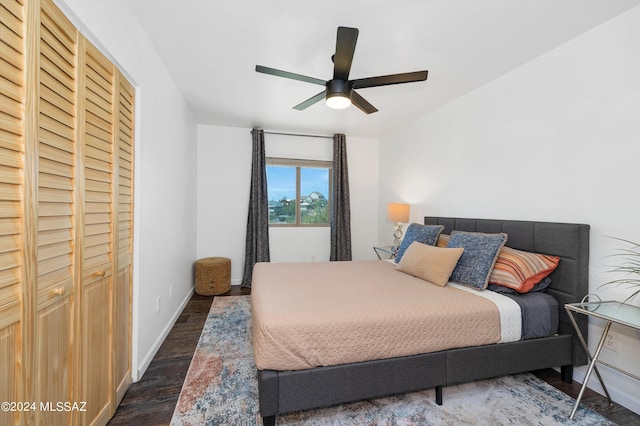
[241,129,270,287]
[330,134,352,261]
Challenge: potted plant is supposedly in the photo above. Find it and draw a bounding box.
[601,237,640,304]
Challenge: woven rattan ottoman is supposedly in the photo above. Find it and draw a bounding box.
[195,257,231,295]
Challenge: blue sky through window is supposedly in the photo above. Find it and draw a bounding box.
[266,166,329,201]
[301,168,329,198]
[266,166,295,200]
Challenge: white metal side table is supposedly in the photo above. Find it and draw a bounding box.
[373,245,396,260]
[565,300,640,420]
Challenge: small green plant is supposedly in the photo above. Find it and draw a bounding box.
[601,237,640,303]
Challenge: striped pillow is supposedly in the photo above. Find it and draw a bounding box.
[489,247,560,293]
[436,234,450,248]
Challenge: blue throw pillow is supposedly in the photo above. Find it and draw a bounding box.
[394,223,444,263]
[447,231,508,290]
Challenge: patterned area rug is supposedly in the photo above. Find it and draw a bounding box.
[171,296,614,425]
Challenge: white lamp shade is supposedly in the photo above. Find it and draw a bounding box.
[386,203,410,223]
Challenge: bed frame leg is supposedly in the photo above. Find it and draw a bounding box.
[262,415,276,426]
[561,365,573,384]
[435,385,443,405]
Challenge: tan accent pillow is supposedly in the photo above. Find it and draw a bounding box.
[397,242,464,286]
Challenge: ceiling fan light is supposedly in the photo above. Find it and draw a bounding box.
[325,79,353,109]
[326,94,351,109]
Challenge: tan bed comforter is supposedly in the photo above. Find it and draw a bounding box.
[251,260,501,371]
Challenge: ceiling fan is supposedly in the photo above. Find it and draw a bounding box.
[255,26,428,114]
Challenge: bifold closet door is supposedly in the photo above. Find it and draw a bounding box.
[113,73,134,405]
[32,0,78,424]
[0,0,134,423]
[78,38,115,426]
[0,1,25,425]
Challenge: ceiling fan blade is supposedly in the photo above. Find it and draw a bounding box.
[351,90,378,114]
[256,65,326,86]
[333,27,358,81]
[352,70,428,89]
[293,91,326,110]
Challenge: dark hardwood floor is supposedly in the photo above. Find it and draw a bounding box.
[108,287,640,425]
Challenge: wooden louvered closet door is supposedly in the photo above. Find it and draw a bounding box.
[33,1,78,424]
[0,0,134,424]
[113,73,134,405]
[78,39,115,426]
[0,1,25,425]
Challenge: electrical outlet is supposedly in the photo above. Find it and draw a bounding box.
[604,332,618,352]
[156,296,161,314]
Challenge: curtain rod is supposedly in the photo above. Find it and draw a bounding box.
[251,129,334,140]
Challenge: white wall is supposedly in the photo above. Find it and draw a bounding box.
[197,125,379,284]
[59,0,198,380]
[379,6,640,413]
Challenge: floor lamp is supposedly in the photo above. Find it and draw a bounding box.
[386,203,410,251]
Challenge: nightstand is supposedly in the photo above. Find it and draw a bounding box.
[565,300,640,419]
[373,245,396,260]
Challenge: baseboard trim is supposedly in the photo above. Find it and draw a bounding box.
[135,286,194,381]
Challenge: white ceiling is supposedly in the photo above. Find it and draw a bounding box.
[124,0,639,138]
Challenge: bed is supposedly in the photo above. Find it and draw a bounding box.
[252,217,590,425]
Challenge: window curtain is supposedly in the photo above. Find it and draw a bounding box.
[241,129,270,287]
[330,133,352,261]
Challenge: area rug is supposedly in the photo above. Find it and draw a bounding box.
[171,296,614,425]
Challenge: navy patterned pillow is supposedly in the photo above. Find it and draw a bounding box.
[447,231,508,290]
[394,223,444,263]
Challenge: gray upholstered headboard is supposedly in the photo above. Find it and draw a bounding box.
[424,216,590,365]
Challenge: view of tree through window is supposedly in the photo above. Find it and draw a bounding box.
[266,159,331,226]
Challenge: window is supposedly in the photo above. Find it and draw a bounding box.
[266,158,332,226]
